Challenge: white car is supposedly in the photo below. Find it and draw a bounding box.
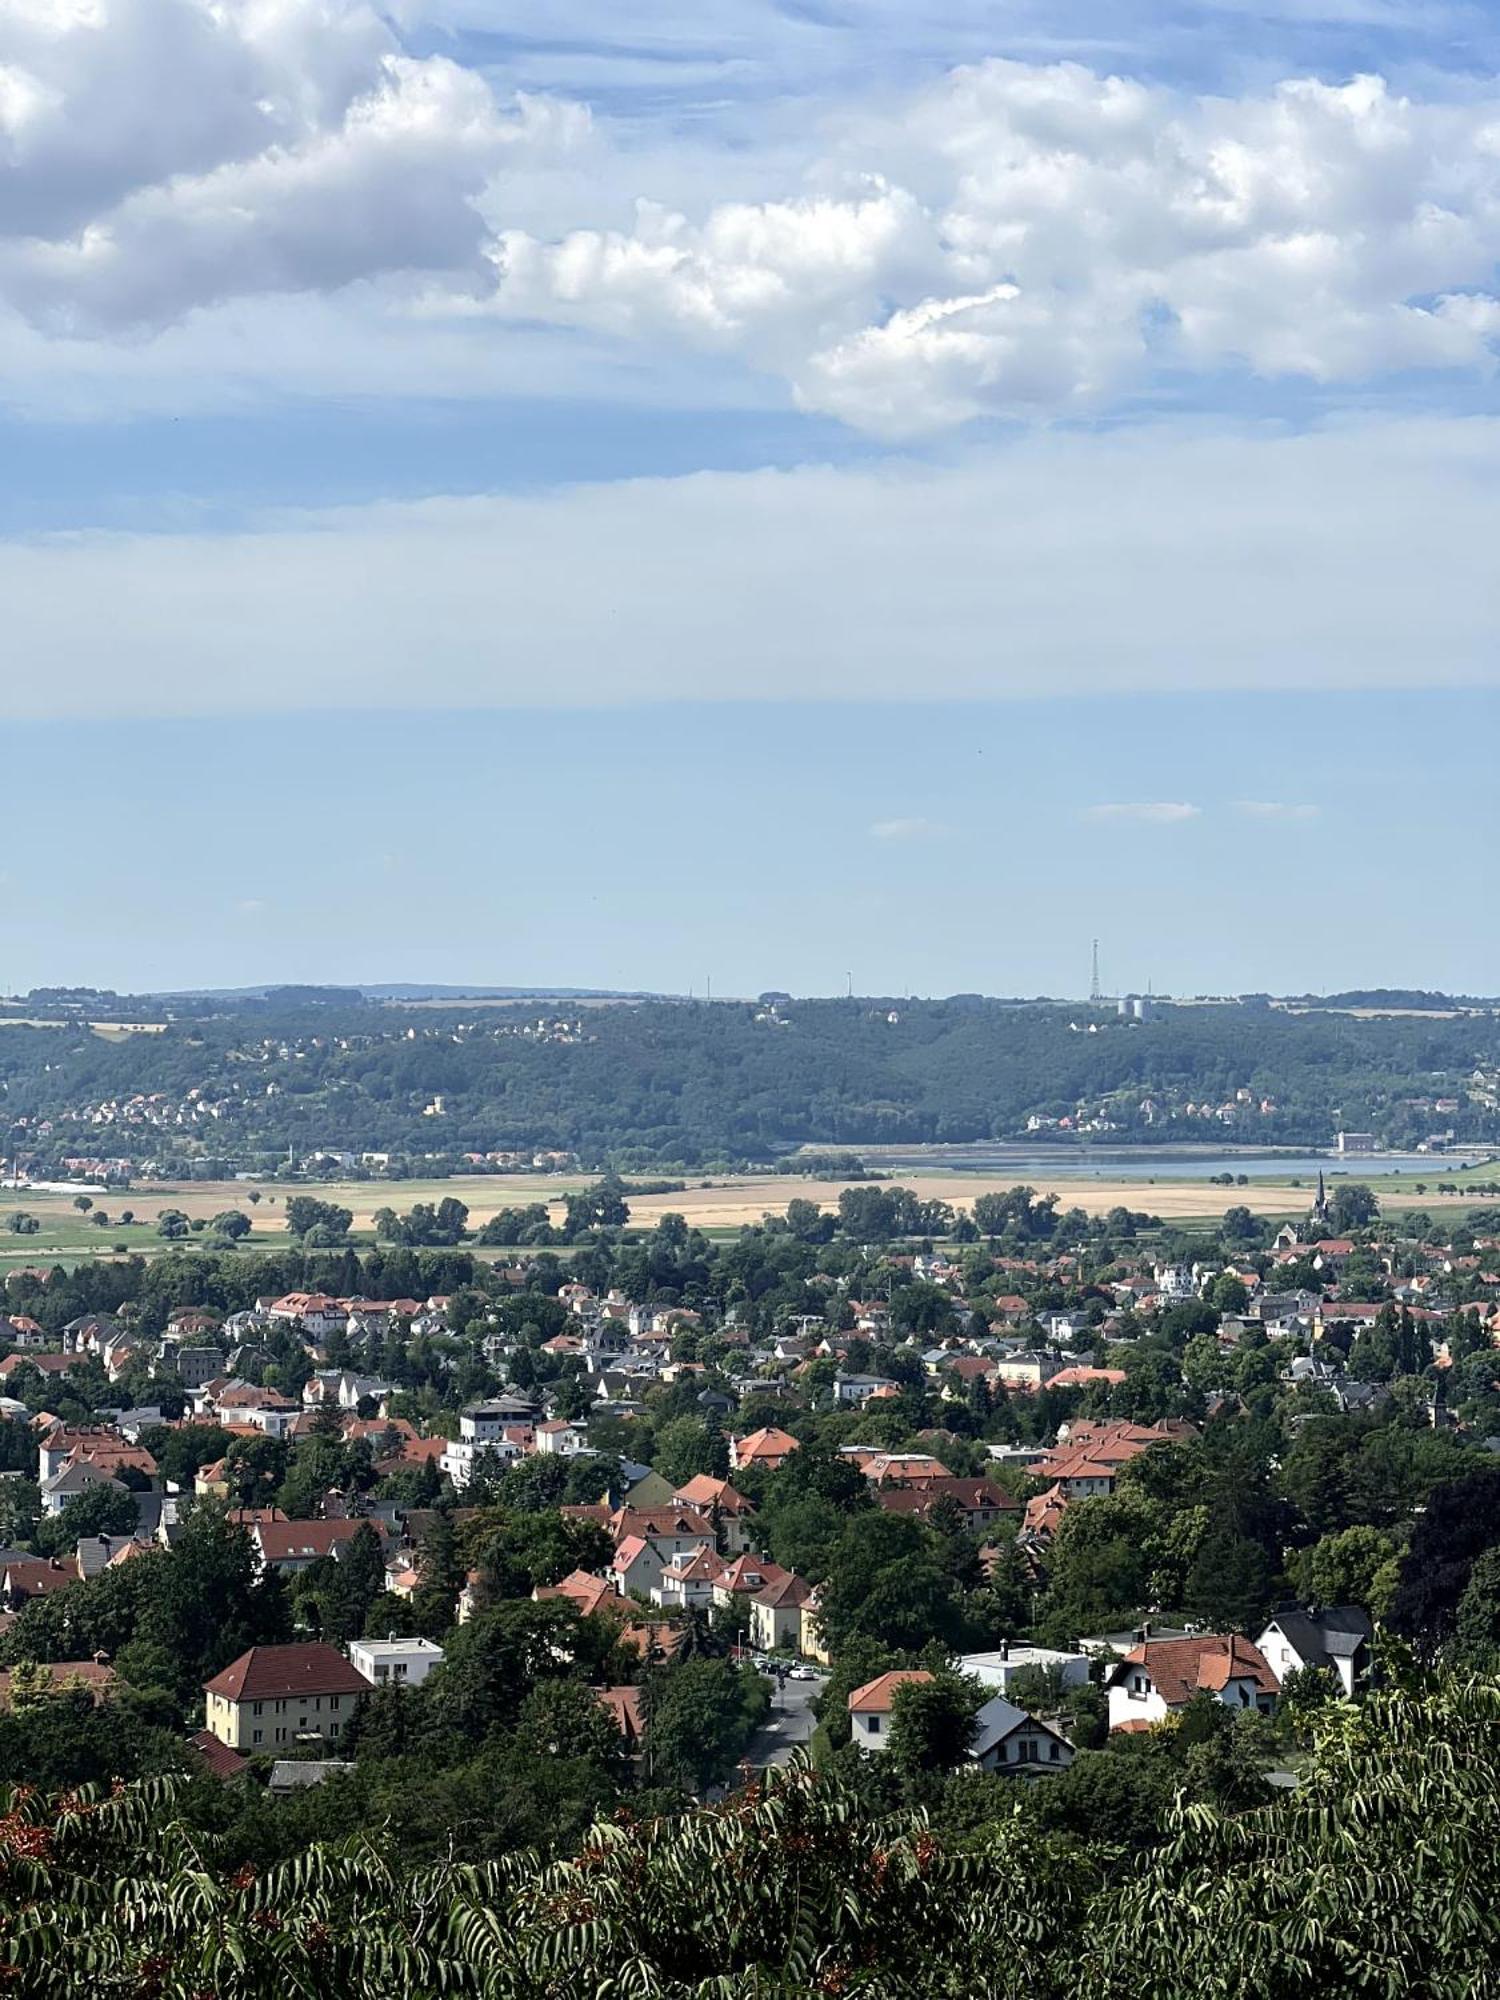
[787,1665,818,1681]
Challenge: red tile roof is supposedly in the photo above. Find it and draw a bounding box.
[1116,1634,1277,1707]
[847,1669,933,1714]
[204,1642,369,1703]
[187,1729,250,1781]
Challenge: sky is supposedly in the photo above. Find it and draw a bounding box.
[1,0,1497,996]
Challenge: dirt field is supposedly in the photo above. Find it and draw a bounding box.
[0,1164,1479,1262]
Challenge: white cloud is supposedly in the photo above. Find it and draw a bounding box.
[0,415,1493,718]
[868,817,952,841]
[1085,802,1202,823]
[1,24,1500,429]
[483,63,1500,434]
[0,0,584,334]
[1234,800,1320,819]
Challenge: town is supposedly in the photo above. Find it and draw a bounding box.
[0,1159,1492,1882]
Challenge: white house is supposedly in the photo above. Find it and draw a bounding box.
[1254,1605,1372,1699]
[651,1545,724,1613]
[960,1644,1092,1695]
[440,1403,527,1490]
[348,1637,445,1690]
[534,1420,591,1458]
[847,1669,932,1751]
[1105,1634,1278,1731]
[969,1694,1075,1775]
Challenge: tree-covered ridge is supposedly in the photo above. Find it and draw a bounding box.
[3,1671,1498,1998]
[2,996,1498,1167]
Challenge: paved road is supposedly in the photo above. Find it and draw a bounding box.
[745,1675,826,1768]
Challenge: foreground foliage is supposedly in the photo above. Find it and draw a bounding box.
[1,1672,1497,1997]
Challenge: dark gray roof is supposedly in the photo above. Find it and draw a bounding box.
[1265,1605,1372,1668]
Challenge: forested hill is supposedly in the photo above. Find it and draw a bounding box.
[1,994,1497,1170]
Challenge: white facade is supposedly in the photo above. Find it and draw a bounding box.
[348,1637,445,1689]
[961,1646,1092,1695]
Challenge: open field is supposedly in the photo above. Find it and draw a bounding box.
[0,1160,1491,1268]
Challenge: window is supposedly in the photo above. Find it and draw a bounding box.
[252,1730,263,1745]
[252,1701,263,1717]
[1049,1741,1061,1762]
[329,1722,339,1738]
[864,1715,880,1734]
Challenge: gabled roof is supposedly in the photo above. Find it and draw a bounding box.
[536,1568,614,1617]
[187,1728,250,1781]
[594,1684,645,1743]
[672,1474,754,1515]
[204,1642,369,1703]
[1261,1604,1372,1665]
[1110,1634,1277,1706]
[753,1572,812,1611]
[848,1669,933,1714]
[715,1553,789,1596]
[253,1519,384,1564]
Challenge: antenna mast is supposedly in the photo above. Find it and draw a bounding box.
[1090,940,1102,1003]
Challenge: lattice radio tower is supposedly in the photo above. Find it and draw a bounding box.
[1089,940,1102,1003]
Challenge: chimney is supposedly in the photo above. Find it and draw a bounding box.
[1000,1639,1009,1662]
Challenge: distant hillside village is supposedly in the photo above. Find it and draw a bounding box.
[1,991,1498,1172]
[0,1165,1493,1865]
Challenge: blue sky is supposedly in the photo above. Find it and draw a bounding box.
[1,0,1497,995]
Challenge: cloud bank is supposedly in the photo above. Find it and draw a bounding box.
[2,9,1500,430]
[0,416,1495,718]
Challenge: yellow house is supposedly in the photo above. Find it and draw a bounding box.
[800,1592,833,1667]
[202,1643,370,1754]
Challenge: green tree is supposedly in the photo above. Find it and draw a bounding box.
[889,1672,982,1775]
[644,1657,768,1793]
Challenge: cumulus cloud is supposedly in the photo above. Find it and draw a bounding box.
[0,0,584,332]
[1234,800,1320,819]
[1084,802,1202,823]
[868,817,952,841]
[486,62,1500,434]
[0,415,1492,718]
[3,24,1500,430]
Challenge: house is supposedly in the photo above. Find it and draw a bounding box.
[848,1669,933,1751]
[652,1545,725,1612]
[611,1534,663,1599]
[202,1643,370,1752]
[1105,1634,1279,1731]
[960,1644,1092,1694]
[348,1636,445,1689]
[833,1373,898,1406]
[252,1519,387,1575]
[749,1572,814,1653]
[534,1419,591,1458]
[39,1459,125,1519]
[1254,1605,1372,1699]
[440,1401,530,1490]
[1035,1420,1196,1501]
[266,1294,349,1338]
[969,1694,1075,1775]
[186,1729,250,1782]
[269,1760,354,1796]
[670,1475,756,1554]
[874,1477,1018,1534]
[593,1684,646,1754]
[730,1427,800,1473]
[712,1553,790,1612]
[2,1556,79,1607]
[537,1568,615,1619]
[0,1660,114,1710]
